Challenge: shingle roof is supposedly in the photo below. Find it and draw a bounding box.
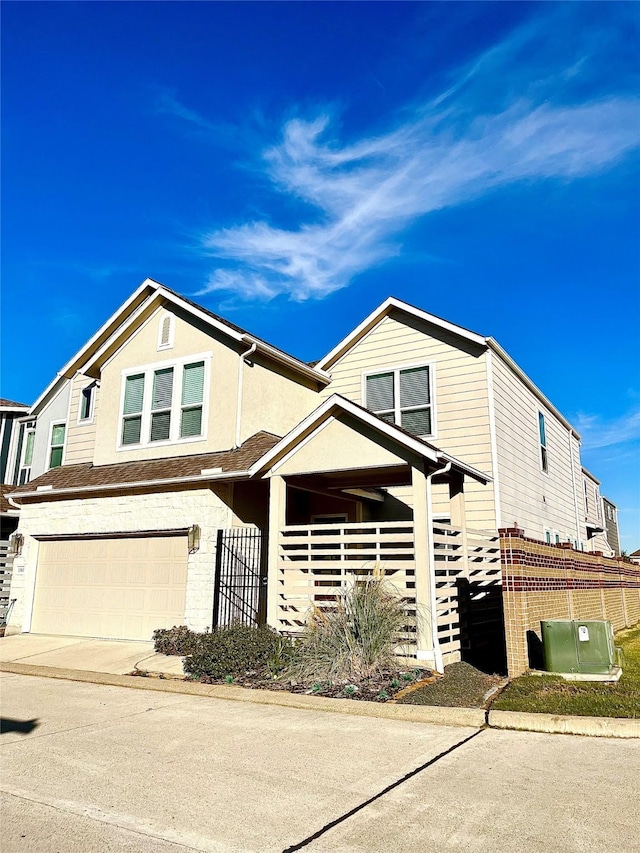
[1,484,19,514]
[0,398,29,409]
[13,432,281,499]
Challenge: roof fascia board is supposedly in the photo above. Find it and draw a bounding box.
[581,466,601,485]
[11,468,250,502]
[240,335,330,385]
[30,278,158,414]
[316,297,486,371]
[487,339,581,440]
[0,405,30,413]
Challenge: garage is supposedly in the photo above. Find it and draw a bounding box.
[30,532,188,641]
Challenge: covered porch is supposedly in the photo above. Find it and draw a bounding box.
[251,395,495,671]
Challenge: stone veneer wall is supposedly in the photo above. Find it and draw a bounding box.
[7,488,233,636]
[500,528,640,676]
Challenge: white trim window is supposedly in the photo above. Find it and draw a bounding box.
[538,412,548,473]
[544,529,551,544]
[119,354,208,449]
[78,384,95,423]
[157,313,174,351]
[48,422,66,469]
[18,426,36,485]
[364,364,434,437]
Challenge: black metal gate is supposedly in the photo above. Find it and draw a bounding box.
[212,528,265,628]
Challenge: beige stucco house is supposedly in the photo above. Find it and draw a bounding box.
[6,279,617,668]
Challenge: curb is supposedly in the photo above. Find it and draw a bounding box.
[488,709,640,739]
[0,662,485,728]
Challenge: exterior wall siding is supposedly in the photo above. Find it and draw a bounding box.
[30,382,72,480]
[491,353,581,543]
[319,311,496,529]
[65,373,100,465]
[7,488,235,636]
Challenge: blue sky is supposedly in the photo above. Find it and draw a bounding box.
[2,2,639,547]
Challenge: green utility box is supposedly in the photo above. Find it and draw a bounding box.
[541,619,617,675]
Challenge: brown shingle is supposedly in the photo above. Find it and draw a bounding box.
[1,484,19,514]
[0,398,29,409]
[14,432,281,500]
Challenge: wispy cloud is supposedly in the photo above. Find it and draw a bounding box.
[574,408,640,451]
[189,12,640,302]
[155,89,218,133]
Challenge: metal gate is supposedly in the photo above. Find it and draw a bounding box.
[212,528,265,628]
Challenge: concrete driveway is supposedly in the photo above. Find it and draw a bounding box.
[0,633,183,676]
[1,674,639,853]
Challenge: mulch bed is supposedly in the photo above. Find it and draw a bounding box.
[196,667,435,702]
[397,661,505,708]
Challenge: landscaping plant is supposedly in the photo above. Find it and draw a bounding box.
[287,568,407,683]
[183,622,286,681]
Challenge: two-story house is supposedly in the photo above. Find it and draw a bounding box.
[6,279,619,669]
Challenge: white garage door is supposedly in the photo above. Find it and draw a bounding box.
[31,535,188,641]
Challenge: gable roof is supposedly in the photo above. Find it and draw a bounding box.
[11,431,281,501]
[31,278,330,415]
[315,296,580,440]
[250,393,491,484]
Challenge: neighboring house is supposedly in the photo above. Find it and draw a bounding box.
[0,398,30,485]
[582,467,613,555]
[6,279,621,667]
[630,550,640,566]
[1,484,20,539]
[602,496,621,557]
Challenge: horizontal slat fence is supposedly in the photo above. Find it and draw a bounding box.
[0,541,15,625]
[277,521,502,661]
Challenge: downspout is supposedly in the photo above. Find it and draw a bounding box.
[568,429,582,548]
[425,460,451,674]
[234,342,257,449]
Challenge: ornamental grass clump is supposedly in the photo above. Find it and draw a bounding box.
[288,569,406,684]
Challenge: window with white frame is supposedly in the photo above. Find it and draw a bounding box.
[120,357,207,448]
[49,423,66,469]
[79,385,95,421]
[538,412,548,473]
[544,529,551,544]
[19,427,36,485]
[365,364,434,436]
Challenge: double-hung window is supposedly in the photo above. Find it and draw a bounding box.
[120,356,207,448]
[49,423,66,469]
[365,365,434,437]
[122,373,145,446]
[180,361,204,438]
[538,412,548,473]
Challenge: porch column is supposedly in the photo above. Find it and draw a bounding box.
[266,474,286,630]
[449,471,469,577]
[412,463,436,663]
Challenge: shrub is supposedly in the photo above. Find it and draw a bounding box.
[287,569,407,684]
[153,625,199,656]
[183,623,285,680]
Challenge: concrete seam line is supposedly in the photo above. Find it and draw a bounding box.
[281,728,485,852]
[0,788,204,852]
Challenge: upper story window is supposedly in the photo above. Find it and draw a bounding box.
[79,385,95,422]
[157,313,174,351]
[49,423,66,469]
[538,412,548,473]
[584,480,589,514]
[19,427,35,485]
[365,364,434,437]
[120,355,208,449]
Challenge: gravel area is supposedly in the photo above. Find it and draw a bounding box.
[398,661,504,707]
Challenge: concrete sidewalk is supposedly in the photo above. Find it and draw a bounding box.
[0,633,184,677]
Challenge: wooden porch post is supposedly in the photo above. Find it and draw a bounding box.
[449,472,469,577]
[267,475,286,630]
[412,463,435,663]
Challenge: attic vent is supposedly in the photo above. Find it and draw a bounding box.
[158,314,174,350]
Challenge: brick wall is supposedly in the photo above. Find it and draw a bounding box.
[500,528,640,676]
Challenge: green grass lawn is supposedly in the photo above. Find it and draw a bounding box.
[492,626,640,718]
